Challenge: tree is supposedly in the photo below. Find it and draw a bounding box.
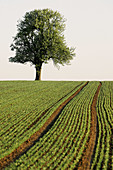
[9,9,75,80]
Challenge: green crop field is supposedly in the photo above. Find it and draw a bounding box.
[0,81,112,170]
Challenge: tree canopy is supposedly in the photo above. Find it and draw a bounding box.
[9,9,75,80]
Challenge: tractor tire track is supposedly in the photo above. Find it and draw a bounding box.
[78,82,102,170]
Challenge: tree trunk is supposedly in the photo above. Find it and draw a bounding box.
[35,64,42,80]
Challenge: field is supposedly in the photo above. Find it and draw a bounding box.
[0,81,112,169]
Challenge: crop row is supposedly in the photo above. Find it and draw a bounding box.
[6,81,99,169]
[0,81,84,159]
[91,82,112,170]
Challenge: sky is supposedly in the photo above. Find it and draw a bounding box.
[0,0,113,81]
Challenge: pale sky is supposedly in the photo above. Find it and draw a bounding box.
[0,0,113,80]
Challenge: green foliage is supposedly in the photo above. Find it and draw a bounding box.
[0,81,82,159]
[1,81,112,169]
[4,81,99,169]
[9,9,75,79]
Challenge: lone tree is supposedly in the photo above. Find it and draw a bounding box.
[9,9,75,80]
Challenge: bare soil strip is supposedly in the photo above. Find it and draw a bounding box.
[0,81,88,169]
[78,82,102,170]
